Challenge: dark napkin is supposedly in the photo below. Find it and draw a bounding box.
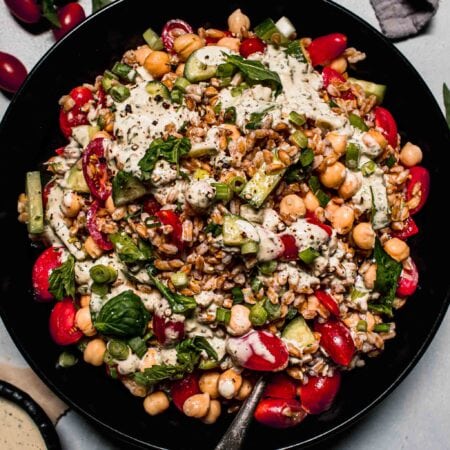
[370,0,439,39]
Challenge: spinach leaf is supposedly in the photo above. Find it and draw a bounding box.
[48,255,75,300]
[92,0,115,13]
[444,83,450,128]
[94,290,149,337]
[245,106,275,130]
[224,54,282,95]
[110,232,153,263]
[41,0,60,27]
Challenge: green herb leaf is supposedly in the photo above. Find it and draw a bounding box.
[299,148,314,167]
[285,40,307,63]
[48,255,75,300]
[245,106,275,130]
[444,83,450,128]
[41,0,60,27]
[110,232,153,264]
[204,222,222,237]
[92,0,115,12]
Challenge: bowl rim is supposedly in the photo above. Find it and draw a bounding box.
[1,0,449,448]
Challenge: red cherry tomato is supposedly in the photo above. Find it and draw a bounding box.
[4,0,41,24]
[152,313,185,345]
[374,106,398,148]
[315,290,340,316]
[239,37,266,58]
[227,330,289,372]
[280,234,298,261]
[322,66,345,88]
[0,51,27,93]
[392,216,419,240]
[406,166,430,215]
[299,372,341,414]
[49,299,83,346]
[32,247,62,301]
[307,33,347,67]
[171,373,200,412]
[82,138,111,202]
[161,19,193,52]
[96,86,107,107]
[396,258,419,297]
[314,320,355,367]
[263,374,297,400]
[143,196,161,216]
[254,398,307,428]
[69,86,93,107]
[53,3,86,41]
[42,182,54,209]
[59,107,89,138]
[306,212,333,237]
[86,201,113,251]
[155,210,184,251]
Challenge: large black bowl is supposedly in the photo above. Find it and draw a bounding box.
[1,0,449,448]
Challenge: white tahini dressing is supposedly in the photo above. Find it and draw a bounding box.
[227,331,276,365]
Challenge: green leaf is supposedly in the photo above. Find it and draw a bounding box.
[92,0,115,13]
[285,40,307,63]
[245,106,275,130]
[48,255,75,300]
[224,54,282,95]
[41,0,60,27]
[133,364,185,385]
[110,232,153,264]
[204,222,222,237]
[444,83,450,128]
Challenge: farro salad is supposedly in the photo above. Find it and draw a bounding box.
[18,9,430,428]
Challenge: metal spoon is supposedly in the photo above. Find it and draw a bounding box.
[214,376,267,450]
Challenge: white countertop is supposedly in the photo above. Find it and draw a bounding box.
[1,1,449,449]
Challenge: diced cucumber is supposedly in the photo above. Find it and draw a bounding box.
[275,17,296,38]
[146,81,170,100]
[222,215,259,246]
[67,163,89,193]
[184,47,231,83]
[188,142,217,158]
[102,70,119,92]
[142,27,164,51]
[72,125,100,148]
[239,204,264,223]
[26,171,44,234]
[282,316,316,348]
[112,170,147,206]
[111,62,136,83]
[348,78,387,104]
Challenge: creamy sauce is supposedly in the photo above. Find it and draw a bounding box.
[186,179,216,210]
[287,218,330,251]
[255,226,284,262]
[227,331,275,364]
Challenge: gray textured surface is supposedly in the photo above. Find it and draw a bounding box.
[1,1,449,449]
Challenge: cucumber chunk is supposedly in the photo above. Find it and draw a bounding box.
[348,78,387,104]
[184,47,231,83]
[112,170,147,206]
[67,163,90,193]
[282,316,316,348]
[222,215,259,246]
[146,81,170,100]
[26,171,44,234]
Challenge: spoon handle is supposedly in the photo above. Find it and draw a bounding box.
[214,376,267,450]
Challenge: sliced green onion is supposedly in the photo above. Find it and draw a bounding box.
[361,160,377,176]
[198,359,219,370]
[110,84,130,102]
[232,287,244,304]
[174,77,191,92]
[345,143,360,169]
[219,77,232,88]
[251,277,263,293]
[216,307,231,324]
[224,106,237,124]
[142,27,164,50]
[263,297,281,321]
[300,148,314,167]
[101,70,119,92]
[259,260,277,275]
[356,320,368,332]
[229,176,246,193]
[107,340,129,360]
[111,62,136,83]
[170,89,183,104]
[374,323,391,333]
[108,366,119,379]
[217,63,236,78]
[91,282,108,297]
[241,240,259,255]
[171,271,189,288]
[58,351,78,368]
[90,265,117,284]
[254,18,286,43]
[349,113,368,131]
[291,130,308,148]
[128,337,147,358]
[308,175,321,193]
[249,302,268,326]
[316,190,330,207]
[289,111,306,126]
[299,247,320,264]
[385,155,396,168]
[213,182,232,201]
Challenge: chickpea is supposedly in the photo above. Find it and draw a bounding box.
[400,142,423,167]
[134,45,152,66]
[227,9,250,36]
[122,378,147,397]
[175,63,185,77]
[304,191,320,212]
[173,34,204,61]
[143,391,170,416]
[61,191,82,218]
[75,306,96,336]
[235,379,253,401]
[319,162,346,189]
[383,238,410,262]
[83,338,106,366]
[329,57,348,74]
[364,264,377,289]
[201,400,221,424]
[338,171,362,199]
[105,195,116,214]
[352,222,375,250]
[218,369,242,399]
[216,37,240,52]
[363,129,387,151]
[326,132,347,155]
[84,236,103,259]
[199,372,220,399]
[280,194,306,220]
[183,393,210,418]
[144,51,171,79]
[331,205,355,235]
[325,200,340,222]
[80,294,90,308]
[227,305,251,336]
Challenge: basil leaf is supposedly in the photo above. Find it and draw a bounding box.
[41,0,60,27]
[444,83,450,128]
[110,232,153,263]
[92,0,115,13]
[224,54,282,95]
[134,364,185,385]
[48,255,75,300]
[177,336,218,362]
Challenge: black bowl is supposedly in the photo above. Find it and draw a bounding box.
[1,0,449,448]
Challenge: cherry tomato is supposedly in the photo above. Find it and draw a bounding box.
[392,216,419,240]
[205,30,231,45]
[4,0,41,24]
[69,86,93,107]
[307,33,347,67]
[306,212,332,236]
[32,247,62,301]
[254,398,307,428]
[299,372,341,414]
[155,210,184,251]
[49,299,83,346]
[86,201,113,251]
[82,138,111,202]
[314,320,355,366]
[53,3,86,41]
[406,166,430,215]
[374,106,398,148]
[152,313,185,345]
[42,182,54,209]
[59,107,88,138]
[322,66,345,88]
[280,234,298,261]
[239,37,266,58]
[315,290,340,316]
[143,196,161,216]
[396,257,419,297]
[227,330,289,372]
[263,374,297,400]
[161,19,193,52]
[0,51,27,93]
[171,373,200,412]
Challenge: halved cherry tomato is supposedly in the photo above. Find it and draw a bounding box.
[0,51,28,93]
[59,107,88,138]
[171,373,200,412]
[280,234,298,261]
[32,247,62,301]
[69,86,93,107]
[52,3,86,41]
[392,216,419,240]
[396,257,419,297]
[49,299,83,346]
[227,330,289,372]
[406,166,430,215]
[315,290,340,316]
[307,33,347,67]
[314,320,355,366]
[322,67,354,100]
[254,398,307,428]
[86,201,113,251]
[42,182,54,209]
[161,19,193,52]
[155,210,184,251]
[374,106,398,148]
[306,212,333,237]
[152,313,185,345]
[239,37,266,58]
[263,374,297,400]
[299,372,341,414]
[143,196,161,216]
[96,86,107,108]
[82,138,111,202]
[5,0,41,24]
